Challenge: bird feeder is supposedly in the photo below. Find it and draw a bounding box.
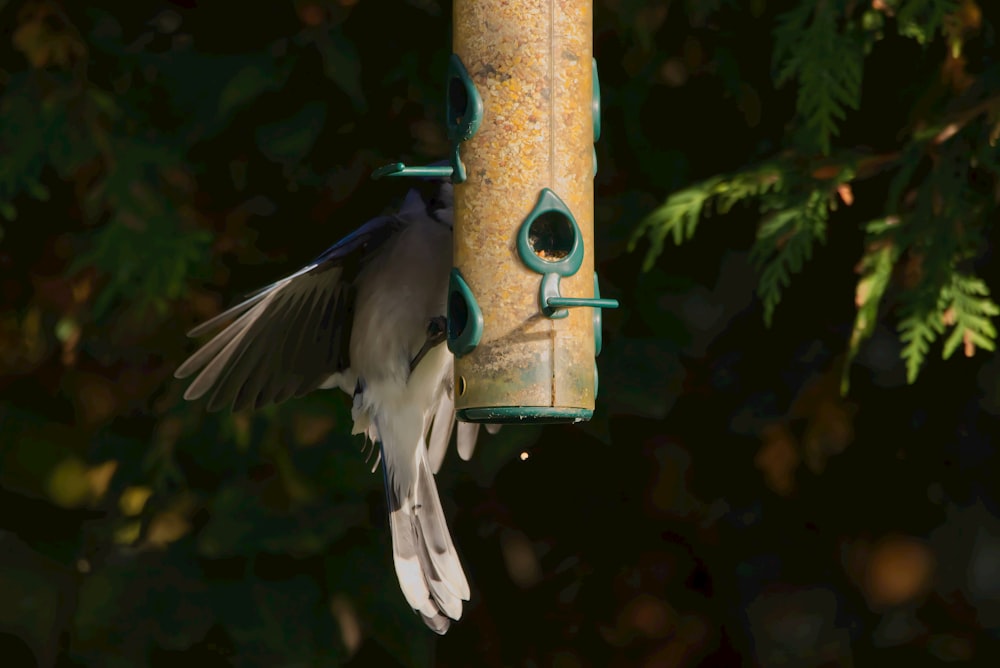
[374,0,617,424]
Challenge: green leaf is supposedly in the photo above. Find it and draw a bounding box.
[842,230,899,393]
[773,1,864,155]
[898,283,946,383]
[630,177,720,269]
[886,144,925,215]
[630,163,784,270]
[940,273,999,360]
[751,189,829,326]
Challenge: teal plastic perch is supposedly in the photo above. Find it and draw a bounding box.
[371,162,454,180]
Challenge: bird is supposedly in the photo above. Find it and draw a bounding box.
[175,178,487,633]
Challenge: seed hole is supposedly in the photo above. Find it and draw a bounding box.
[449,289,468,341]
[528,211,574,262]
[449,76,468,128]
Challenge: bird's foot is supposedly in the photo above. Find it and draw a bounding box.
[409,316,447,373]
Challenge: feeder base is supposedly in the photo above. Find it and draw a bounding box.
[456,406,592,424]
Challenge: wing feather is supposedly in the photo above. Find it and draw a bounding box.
[176,215,399,411]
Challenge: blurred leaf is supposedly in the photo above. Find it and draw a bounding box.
[119,485,153,516]
[861,535,936,609]
[197,481,365,558]
[256,101,328,165]
[77,216,212,319]
[601,338,685,419]
[326,539,434,668]
[85,459,118,502]
[12,1,87,69]
[0,408,93,506]
[218,58,292,119]
[307,28,367,113]
[211,575,344,665]
[0,74,54,214]
[896,0,960,44]
[633,268,695,342]
[145,510,193,546]
[74,550,214,660]
[0,533,75,668]
[754,423,800,496]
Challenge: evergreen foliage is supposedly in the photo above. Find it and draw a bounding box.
[631,0,1000,388]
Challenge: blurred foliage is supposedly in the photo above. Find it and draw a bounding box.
[1,0,1000,667]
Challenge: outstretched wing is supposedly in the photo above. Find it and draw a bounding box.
[175,213,401,412]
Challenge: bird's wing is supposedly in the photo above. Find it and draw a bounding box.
[175,213,401,412]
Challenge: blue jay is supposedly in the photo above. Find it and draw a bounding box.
[175,180,485,633]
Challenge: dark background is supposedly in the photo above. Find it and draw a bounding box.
[1,0,999,666]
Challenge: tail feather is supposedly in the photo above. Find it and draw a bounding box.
[426,383,455,474]
[413,445,469,601]
[387,504,448,618]
[385,441,469,634]
[456,423,479,461]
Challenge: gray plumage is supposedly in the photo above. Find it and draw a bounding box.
[176,182,484,633]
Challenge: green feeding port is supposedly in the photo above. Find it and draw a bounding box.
[446,54,482,142]
[517,189,618,319]
[445,54,483,183]
[517,188,584,279]
[446,268,483,358]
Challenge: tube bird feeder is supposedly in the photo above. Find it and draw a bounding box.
[374,0,617,424]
